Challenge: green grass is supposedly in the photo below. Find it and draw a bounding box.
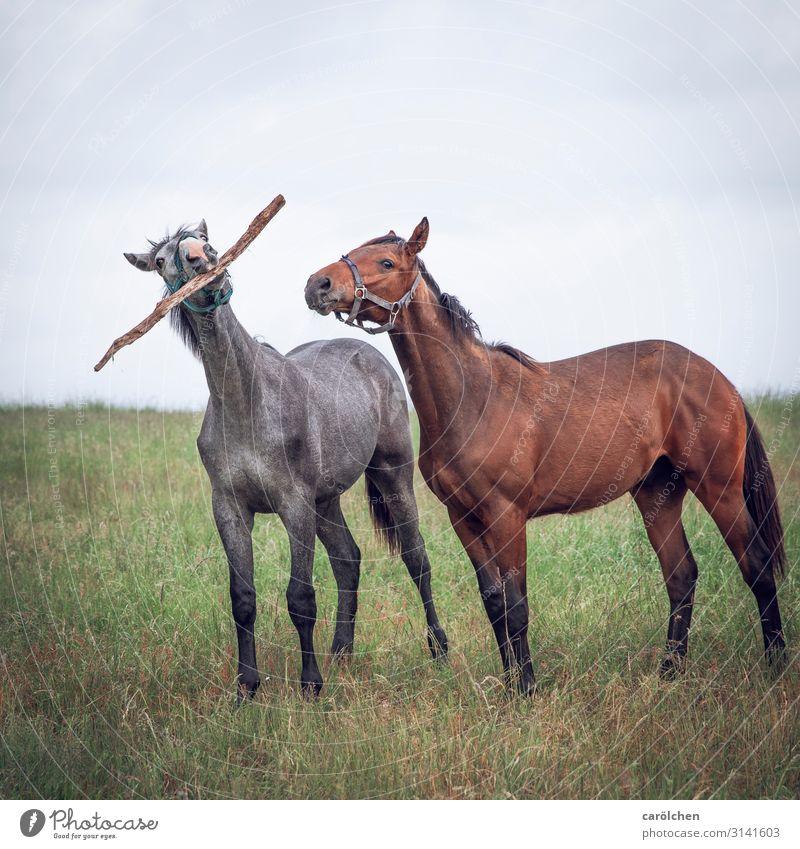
[1,398,798,799]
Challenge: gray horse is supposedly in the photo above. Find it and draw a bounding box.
[124,220,447,700]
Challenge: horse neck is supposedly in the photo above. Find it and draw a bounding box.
[388,280,493,444]
[183,302,269,403]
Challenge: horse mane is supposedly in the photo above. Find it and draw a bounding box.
[147,225,193,258]
[164,284,202,358]
[147,226,249,360]
[144,226,203,358]
[361,233,543,373]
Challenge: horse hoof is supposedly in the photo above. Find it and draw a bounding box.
[330,641,354,660]
[235,677,261,706]
[427,628,449,662]
[659,656,684,680]
[503,669,536,697]
[766,641,787,671]
[301,679,323,700]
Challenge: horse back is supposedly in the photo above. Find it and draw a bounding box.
[287,337,412,481]
[524,339,741,514]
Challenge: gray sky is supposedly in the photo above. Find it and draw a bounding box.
[2,0,799,409]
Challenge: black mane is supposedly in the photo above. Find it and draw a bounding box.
[362,233,542,372]
[147,226,222,359]
[165,283,203,358]
[147,227,204,358]
[147,225,193,260]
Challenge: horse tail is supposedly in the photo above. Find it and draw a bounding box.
[365,476,402,556]
[742,404,786,578]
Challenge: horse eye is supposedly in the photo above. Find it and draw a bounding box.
[155,257,165,269]
[382,259,394,269]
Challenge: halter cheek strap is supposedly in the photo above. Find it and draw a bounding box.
[335,254,422,334]
[165,233,234,314]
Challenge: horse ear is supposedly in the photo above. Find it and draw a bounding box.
[406,217,429,255]
[124,251,154,272]
[197,218,208,238]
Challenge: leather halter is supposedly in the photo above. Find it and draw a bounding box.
[335,254,423,335]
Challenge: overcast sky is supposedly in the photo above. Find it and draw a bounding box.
[1,0,799,409]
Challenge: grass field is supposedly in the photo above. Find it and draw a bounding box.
[0,398,798,799]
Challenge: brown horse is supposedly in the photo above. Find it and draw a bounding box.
[304,218,787,694]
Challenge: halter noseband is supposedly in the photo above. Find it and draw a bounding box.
[335,254,422,334]
[165,232,233,314]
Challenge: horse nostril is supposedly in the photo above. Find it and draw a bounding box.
[305,275,339,311]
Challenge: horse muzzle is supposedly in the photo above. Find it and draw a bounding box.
[188,245,219,275]
[305,274,342,315]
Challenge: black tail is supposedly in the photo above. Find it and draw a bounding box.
[743,405,786,578]
[365,476,401,556]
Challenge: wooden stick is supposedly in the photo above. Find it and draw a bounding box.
[94,194,286,372]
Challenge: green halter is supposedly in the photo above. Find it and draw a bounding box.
[166,233,233,314]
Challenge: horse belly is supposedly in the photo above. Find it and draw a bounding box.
[313,462,364,501]
[530,432,656,515]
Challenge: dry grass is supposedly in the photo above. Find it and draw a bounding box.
[1,397,798,798]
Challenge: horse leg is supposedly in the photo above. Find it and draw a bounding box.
[212,491,260,703]
[365,467,448,659]
[280,505,323,698]
[691,479,785,665]
[315,497,361,658]
[631,468,697,677]
[449,508,534,695]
